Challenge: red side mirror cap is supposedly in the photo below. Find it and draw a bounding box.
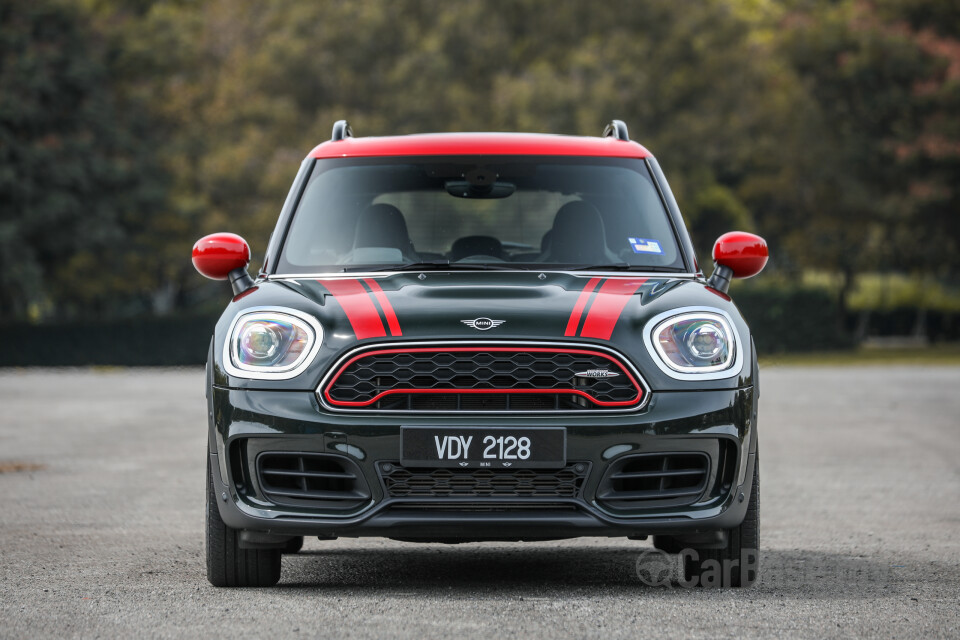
[712,231,768,279]
[192,233,251,280]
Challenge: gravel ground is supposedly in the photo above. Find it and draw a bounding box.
[0,366,958,639]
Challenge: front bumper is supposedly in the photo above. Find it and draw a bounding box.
[209,385,757,540]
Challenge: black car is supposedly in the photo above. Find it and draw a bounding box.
[193,120,768,587]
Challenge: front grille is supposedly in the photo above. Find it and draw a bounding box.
[322,346,644,411]
[596,452,709,509]
[380,463,590,499]
[256,452,371,510]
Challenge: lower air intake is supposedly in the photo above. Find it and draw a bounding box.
[257,452,370,510]
[380,463,589,499]
[596,452,709,509]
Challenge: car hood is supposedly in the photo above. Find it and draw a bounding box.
[293,272,665,341]
[215,271,752,391]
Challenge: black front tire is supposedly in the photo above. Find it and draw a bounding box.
[283,536,304,554]
[206,457,282,587]
[683,457,760,588]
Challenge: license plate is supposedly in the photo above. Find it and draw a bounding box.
[401,427,566,469]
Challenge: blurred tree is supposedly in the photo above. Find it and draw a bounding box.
[122,0,780,266]
[65,0,770,304]
[2,0,955,323]
[0,0,162,320]
[875,0,960,277]
[751,0,960,318]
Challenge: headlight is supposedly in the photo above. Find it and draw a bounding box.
[644,309,742,379]
[223,308,323,379]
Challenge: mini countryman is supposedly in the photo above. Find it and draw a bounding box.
[193,120,768,587]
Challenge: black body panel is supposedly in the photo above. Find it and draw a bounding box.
[206,154,759,541]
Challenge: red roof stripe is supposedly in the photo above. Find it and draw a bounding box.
[309,133,650,159]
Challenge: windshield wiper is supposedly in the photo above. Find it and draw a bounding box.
[342,261,515,272]
[567,264,684,272]
[341,262,683,273]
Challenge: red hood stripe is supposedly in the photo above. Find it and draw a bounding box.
[362,278,402,336]
[318,278,386,339]
[579,278,647,340]
[564,277,602,337]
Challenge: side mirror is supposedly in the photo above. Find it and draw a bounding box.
[192,232,256,296]
[707,231,768,294]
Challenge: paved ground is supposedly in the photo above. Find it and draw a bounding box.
[0,366,958,639]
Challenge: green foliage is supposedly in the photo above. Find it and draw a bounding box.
[0,0,163,320]
[0,0,957,330]
[753,0,960,288]
[733,285,854,353]
[0,315,218,366]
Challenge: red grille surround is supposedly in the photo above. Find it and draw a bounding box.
[321,346,646,411]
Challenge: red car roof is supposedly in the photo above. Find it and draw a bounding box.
[308,132,651,159]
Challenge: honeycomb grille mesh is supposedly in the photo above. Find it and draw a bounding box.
[324,347,642,411]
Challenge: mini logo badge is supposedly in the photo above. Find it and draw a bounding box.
[461,317,505,331]
[574,368,620,378]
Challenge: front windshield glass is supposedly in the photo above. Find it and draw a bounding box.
[276,156,685,273]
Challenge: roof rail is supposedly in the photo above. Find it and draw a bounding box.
[331,120,354,141]
[602,120,629,141]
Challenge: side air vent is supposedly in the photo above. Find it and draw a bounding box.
[257,452,370,510]
[596,452,709,509]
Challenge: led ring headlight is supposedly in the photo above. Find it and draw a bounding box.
[223,307,323,380]
[682,319,728,364]
[643,307,743,380]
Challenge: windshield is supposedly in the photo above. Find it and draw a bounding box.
[276,156,685,273]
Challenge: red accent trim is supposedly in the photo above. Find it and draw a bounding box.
[712,231,769,279]
[362,278,402,336]
[191,233,251,280]
[564,277,602,336]
[579,279,647,340]
[323,347,644,408]
[318,278,386,339]
[704,286,732,302]
[309,133,650,160]
[231,285,259,302]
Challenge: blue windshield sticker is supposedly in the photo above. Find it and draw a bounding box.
[629,238,663,254]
